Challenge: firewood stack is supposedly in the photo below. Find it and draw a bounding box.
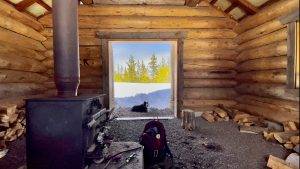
[0,104,26,143]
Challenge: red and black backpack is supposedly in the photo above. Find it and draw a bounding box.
[139,120,173,168]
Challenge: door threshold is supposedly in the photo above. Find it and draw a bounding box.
[116,116,174,121]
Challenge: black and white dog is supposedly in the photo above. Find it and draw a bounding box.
[131,101,149,112]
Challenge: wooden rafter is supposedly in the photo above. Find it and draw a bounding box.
[185,0,201,7]
[15,0,36,11]
[36,0,51,11]
[227,0,258,15]
[210,0,218,5]
[224,3,237,13]
[81,0,94,5]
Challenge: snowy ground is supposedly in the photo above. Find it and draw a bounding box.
[114,82,171,98]
[114,82,172,109]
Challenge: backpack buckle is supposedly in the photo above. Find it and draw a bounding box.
[154,150,158,157]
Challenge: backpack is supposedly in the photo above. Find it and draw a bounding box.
[139,120,173,168]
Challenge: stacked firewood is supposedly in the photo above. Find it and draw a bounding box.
[0,104,26,142]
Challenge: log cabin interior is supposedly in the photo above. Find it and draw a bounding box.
[0,0,299,168]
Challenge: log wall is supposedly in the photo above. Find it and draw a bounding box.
[0,2,50,107]
[38,3,238,111]
[233,0,299,123]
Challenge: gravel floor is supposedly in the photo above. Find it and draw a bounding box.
[110,118,288,169]
[0,118,288,169]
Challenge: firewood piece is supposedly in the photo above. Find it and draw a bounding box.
[283,121,298,131]
[239,126,268,134]
[284,143,295,150]
[264,131,276,142]
[285,153,299,169]
[233,112,251,122]
[293,145,299,153]
[201,111,215,123]
[273,131,299,144]
[214,107,227,118]
[290,136,300,145]
[265,120,284,132]
[267,155,294,169]
[0,104,17,115]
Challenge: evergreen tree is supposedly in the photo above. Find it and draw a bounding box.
[140,61,150,82]
[125,55,137,82]
[148,53,158,80]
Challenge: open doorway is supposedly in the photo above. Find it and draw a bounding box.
[109,41,177,118]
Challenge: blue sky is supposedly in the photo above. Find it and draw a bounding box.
[112,42,172,69]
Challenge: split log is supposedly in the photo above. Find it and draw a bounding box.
[0,27,46,51]
[283,122,298,131]
[0,13,46,42]
[184,70,236,79]
[290,136,300,145]
[42,37,101,49]
[236,56,287,72]
[236,69,286,84]
[183,99,237,108]
[0,69,48,83]
[201,111,215,123]
[236,41,287,63]
[184,49,237,61]
[184,39,237,50]
[235,19,286,44]
[41,28,237,39]
[0,104,17,124]
[239,126,269,134]
[235,83,299,101]
[0,54,47,73]
[0,83,46,99]
[285,153,299,169]
[267,155,294,169]
[236,95,299,112]
[184,60,236,70]
[0,41,46,61]
[183,88,237,100]
[234,0,299,33]
[78,5,225,17]
[233,104,299,123]
[184,79,237,88]
[0,1,44,31]
[39,15,237,29]
[214,108,228,118]
[273,131,299,144]
[237,28,287,52]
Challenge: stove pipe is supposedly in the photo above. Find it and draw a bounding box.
[53,0,80,97]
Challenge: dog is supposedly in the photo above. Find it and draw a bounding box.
[131,101,149,112]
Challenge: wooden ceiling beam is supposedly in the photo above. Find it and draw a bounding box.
[224,3,237,13]
[228,0,258,15]
[210,0,218,5]
[36,0,52,11]
[81,0,94,5]
[185,0,201,7]
[15,0,36,11]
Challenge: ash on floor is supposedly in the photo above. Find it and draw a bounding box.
[110,118,288,169]
[114,107,174,118]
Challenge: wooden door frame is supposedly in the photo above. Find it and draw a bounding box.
[97,32,185,118]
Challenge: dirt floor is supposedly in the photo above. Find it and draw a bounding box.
[114,107,174,118]
[0,118,288,169]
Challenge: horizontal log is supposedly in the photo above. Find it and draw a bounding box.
[184,79,237,88]
[0,54,46,73]
[79,82,102,89]
[184,49,237,61]
[78,89,103,95]
[183,88,237,99]
[236,69,286,84]
[41,28,237,39]
[236,95,299,111]
[235,19,286,44]
[184,39,237,50]
[235,83,299,101]
[183,99,237,107]
[0,27,46,51]
[184,60,236,70]
[43,58,101,68]
[0,13,46,42]
[184,70,236,79]
[234,0,299,33]
[44,47,100,59]
[0,42,45,61]
[237,28,287,52]
[42,37,100,49]
[236,41,287,63]
[78,5,225,17]
[237,56,287,72]
[0,94,52,108]
[234,103,299,123]
[0,83,46,99]
[81,67,102,76]
[0,69,48,83]
[39,15,237,29]
[0,1,44,31]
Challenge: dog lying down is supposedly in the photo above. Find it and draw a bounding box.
[131,101,149,112]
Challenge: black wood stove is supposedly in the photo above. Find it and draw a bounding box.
[25,0,111,168]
